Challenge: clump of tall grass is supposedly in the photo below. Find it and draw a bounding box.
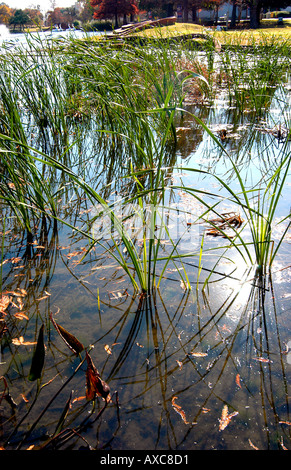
[0,31,289,292]
[176,112,291,277]
[216,31,291,115]
[0,33,209,293]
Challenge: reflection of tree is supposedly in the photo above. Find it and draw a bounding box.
[9,9,30,31]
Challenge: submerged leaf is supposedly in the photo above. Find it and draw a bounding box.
[14,312,29,320]
[50,312,84,355]
[219,404,238,431]
[191,351,208,357]
[28,324,45,381]
[171,396,196,425]
[235,374,242,389]
[12,336,36,346]
[104,344,112,355]
[85,352,111,402]
[253,356,272,363]
[0,295,10,314]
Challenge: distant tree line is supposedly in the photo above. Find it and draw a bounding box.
[90,0,291,29]
[0,0,290,31]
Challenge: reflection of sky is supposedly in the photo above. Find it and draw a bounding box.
[175,87,291,221]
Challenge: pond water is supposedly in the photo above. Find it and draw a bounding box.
[0,23,103,49]
[0,37,290,451]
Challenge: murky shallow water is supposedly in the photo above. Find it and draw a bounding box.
[0,44,291,450]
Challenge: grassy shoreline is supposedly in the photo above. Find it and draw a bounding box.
[122,20,291,46]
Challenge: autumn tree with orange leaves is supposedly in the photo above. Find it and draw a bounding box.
[90,0,138,28]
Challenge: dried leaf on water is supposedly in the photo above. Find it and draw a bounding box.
[85,352,111,402]
[191,351,208,357]
[205,212,244,238]
[253,357,272,363]
[171,396,196,425]
[50,312,84,355]
[36,296,49,302]
[248,439,259,450]
[235,374,242,388]
[28,324,45,381]
[12,336,36,346]
[218,404,238,431]
[104,344,112,355]
[280,437,288,450]
[0,295,11,314]
[13,312,29,320]
[202,407,211,414]
[180,280,187,291]
[176,360,183,370]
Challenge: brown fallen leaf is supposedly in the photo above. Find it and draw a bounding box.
[14,312,29,320]
[180,280,187,291]
[16,298,24,310]
[191,352,208,357]
[85,352,111,402]
[21,394,29,403]
[72,396,86,404]
[253,357,272,363]
[201,407,211,414]
[171,396,196,425]
[176,360,183,370]
[219,404,238,431]
[235,374,242,389]
[36,295,50,302]
[5,289,26,297]
[12,337,36,346]
[104,344,112,355]
[280,437,288,450]
[248,439,259,450]
[50,312,84,355]
[0,295,11,314]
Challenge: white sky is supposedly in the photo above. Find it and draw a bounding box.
[4,0,77,13]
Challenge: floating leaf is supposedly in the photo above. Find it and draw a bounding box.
[85,352,111,402]
[28,324,45,381]
[50,312,84,355]
[218,404,238,431]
